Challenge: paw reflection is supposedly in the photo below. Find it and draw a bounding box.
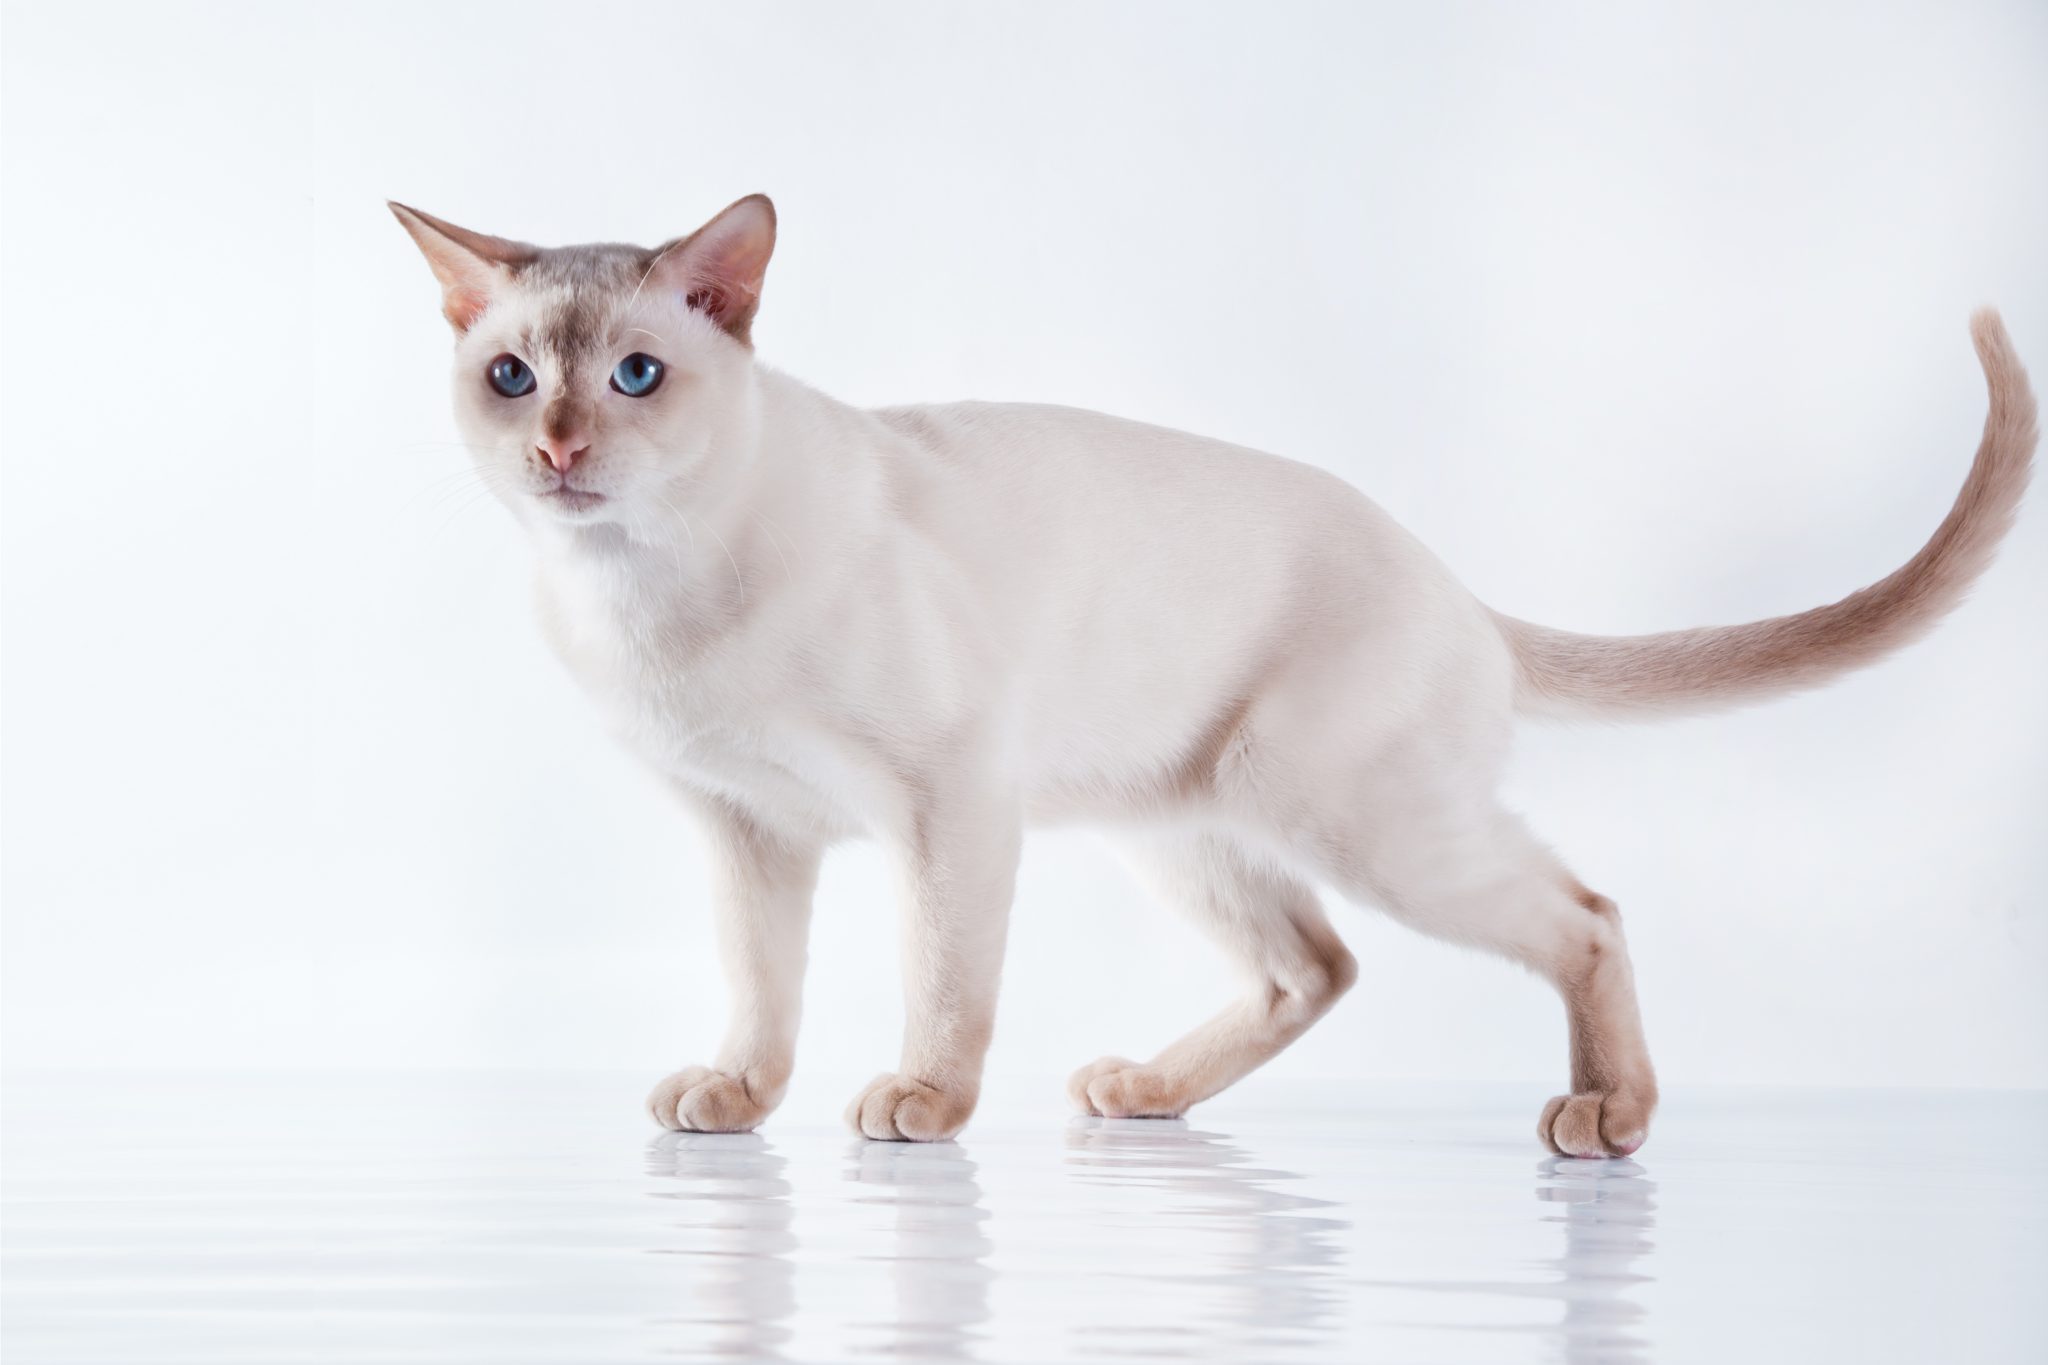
[1355,1149,1659,1363]
[846,1139,995,1358]
[1063,1116,1349,1356]
[645,1131,797,1359]
[1537,1155,1659,1362]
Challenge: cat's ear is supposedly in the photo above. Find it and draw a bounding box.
[646,194,777,345]
[388,202,538,332]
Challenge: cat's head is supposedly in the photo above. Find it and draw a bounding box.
[391,195,776,532]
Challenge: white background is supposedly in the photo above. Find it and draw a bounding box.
[4,2,2044,1120]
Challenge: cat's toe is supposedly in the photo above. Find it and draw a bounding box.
[1066,1056,1140,1114]
[845,1072,975,1142]
[1072,1057,1186,1119]
[645,1067,773,1133]
[1538,1090,1652,1157]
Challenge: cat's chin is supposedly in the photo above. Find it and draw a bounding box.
[536,487,611,519]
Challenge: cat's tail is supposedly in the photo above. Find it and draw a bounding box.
[1493,309,2036,721]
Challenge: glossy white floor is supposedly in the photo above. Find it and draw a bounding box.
[4,1073,2042,1364]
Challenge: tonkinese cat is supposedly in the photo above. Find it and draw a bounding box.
[394,194,2035,1155]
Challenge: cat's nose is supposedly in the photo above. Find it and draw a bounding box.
[537,438,589,474]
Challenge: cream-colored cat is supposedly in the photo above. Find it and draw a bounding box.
[394,194,2035,1156]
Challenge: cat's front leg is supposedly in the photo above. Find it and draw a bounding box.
[647,794,820,1133]
[846,785,1021,1143]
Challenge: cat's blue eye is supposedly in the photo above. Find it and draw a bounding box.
[611,353,665,398]
[487,354,535,398]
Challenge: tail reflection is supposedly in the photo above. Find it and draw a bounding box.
[645,1131,798,1359]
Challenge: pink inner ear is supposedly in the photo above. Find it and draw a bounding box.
[652,196,775,342]
[390,203,536,334]
[684,287,725,316]
[668,256,759,340]
[444,284,493,330]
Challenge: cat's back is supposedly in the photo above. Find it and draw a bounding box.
[874,399,1404,540]
[873,399,1337,494]
[863,395,1469,647]
[867,398,1426,565]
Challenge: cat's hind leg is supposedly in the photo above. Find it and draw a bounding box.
[1068,831,1356,1119]
[1311,799,1658,1157]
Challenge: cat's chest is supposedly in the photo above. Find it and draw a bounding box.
[540,588,871,827]
[552,605,757,755]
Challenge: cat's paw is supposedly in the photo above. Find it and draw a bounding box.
[1538,1090,1653,1158]
[1067,1056,1187,1119]
[845,1072,976,1142]
[645,1066,776,1133]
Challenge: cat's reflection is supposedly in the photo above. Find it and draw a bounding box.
[1361,1151,1659,1363]
[645,1132,799,1359]
[844,1139,996,1359]
[1063,1117,1349,1356]
[1536,1155,1659,1363]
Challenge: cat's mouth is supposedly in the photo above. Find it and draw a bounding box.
[540,486,608,514]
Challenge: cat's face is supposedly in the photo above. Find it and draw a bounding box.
[392,196,776,534]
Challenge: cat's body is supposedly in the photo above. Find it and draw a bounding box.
[545,382,1486,832]
[395,195,2036,1155]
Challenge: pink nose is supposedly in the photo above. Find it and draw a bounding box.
[538,438,589,474]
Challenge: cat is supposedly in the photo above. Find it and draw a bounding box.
[393,194,2035,1156]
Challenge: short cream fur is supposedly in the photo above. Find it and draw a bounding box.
[394,195,2035,1155]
